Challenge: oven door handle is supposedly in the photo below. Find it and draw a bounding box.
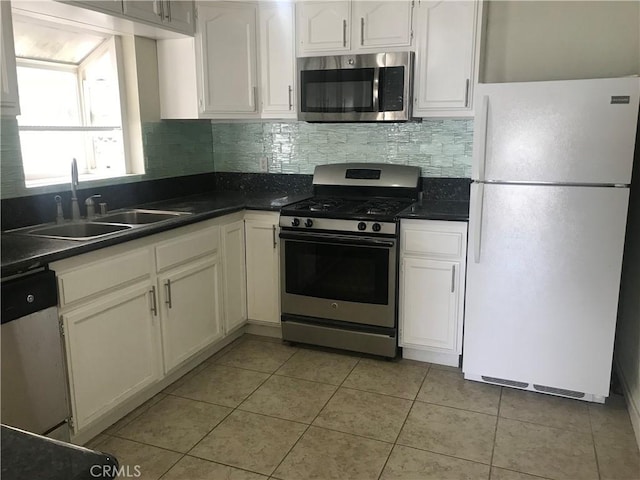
[279,231,395,248]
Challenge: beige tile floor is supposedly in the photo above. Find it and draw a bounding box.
[87,334,640,480]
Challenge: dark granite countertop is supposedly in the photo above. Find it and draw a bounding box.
[1,190,311,278]
[1,425,118,480]
[398,199,470,221]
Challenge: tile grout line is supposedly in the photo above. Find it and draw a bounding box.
[376,363,432,480]
[268,354,363,477]
[156,453,186,480]
[587,401,603,480]
[488,386,503,477]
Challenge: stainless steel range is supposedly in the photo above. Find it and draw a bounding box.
[279,163,420,357]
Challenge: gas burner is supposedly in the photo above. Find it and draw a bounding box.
[307,199,342,212]
[354,199,410,216]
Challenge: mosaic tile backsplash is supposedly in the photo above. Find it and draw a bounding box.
[212,120,473,177]
[2,118,472,199]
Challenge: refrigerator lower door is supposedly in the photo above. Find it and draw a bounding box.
[463,182,629,399]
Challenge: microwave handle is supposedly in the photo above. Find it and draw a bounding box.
[372,68,380,113]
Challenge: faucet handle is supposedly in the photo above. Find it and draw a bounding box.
[85,194,101,206]
[85,194,101,219]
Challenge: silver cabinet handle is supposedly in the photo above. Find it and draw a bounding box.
[150,286,158,316]
[342,19,347,47]
[288,85,293,110]
[156,0,164,20]
[451,265,456,293]
[272,225,277,249]
[165,279,172,308]
[252,86,258,110]
[464,78,470,107]
[360,17,364,45]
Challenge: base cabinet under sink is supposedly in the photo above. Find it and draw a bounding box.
[50,212,244,437]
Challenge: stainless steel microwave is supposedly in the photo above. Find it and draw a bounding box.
[297,52,413,122]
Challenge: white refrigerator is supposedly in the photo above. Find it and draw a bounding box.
[462,77,640,403]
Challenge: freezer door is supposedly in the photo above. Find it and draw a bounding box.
[473,78,639,184]
[463,183,629,397]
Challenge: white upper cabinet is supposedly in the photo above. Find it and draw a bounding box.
[297,1,351,54]
[122,1,164,24]
[413,0,481,117]
[67,1,124,15]
[164,0,195,35]
[297,1,414,56]
[1,1,20,116]
[352,1,413,49]
[259,2,296,118]
[198,2,258,115]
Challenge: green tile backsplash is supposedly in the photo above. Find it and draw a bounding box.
[212,120,473,177]
[1,118,472,199]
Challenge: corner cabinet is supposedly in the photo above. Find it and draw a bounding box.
[245,211,281,325]
[399,219,468,367]
[296,1,414,56]
[1,0,20,116]
[412,0,482,117]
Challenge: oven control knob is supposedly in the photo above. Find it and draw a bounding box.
[304,218,313,228]
[291,218,300,227]
[372,223,382,232]
[358,222,367,231]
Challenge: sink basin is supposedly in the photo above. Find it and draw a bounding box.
[25,222,133,241]
[94,209,191,225]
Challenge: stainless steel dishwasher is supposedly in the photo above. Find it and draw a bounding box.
[1,269,70,441]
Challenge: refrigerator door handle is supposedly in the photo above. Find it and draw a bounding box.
[473,95,489,181]
[473,183,484,263]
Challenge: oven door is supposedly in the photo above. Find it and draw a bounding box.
[280,230,396,328]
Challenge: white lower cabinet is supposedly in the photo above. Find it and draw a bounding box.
[60,277,162,432]
[222,220,247,333]
[399,219,468,366]
[245,211,280,324]
[51,213,246,436]
[157,256,223,373]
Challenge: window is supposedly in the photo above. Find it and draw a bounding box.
[14,20,137,187]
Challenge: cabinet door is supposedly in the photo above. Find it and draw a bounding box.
[123,0,164,25]
[158,256,223,373]
[400,257,460,352]
[63,283,161,431]
[413,0,478,116]
[222,220,247,333]
[164,0,195,35]
[297,1,350,55]
[198,2,259,114]
[245,219,280,324]
[259,2,296,118]
[1,1,20,115]
[352,1,413,49]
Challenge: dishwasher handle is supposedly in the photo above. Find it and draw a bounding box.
[1,270,58,323]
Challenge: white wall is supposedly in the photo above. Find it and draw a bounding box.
[482,1,640,82]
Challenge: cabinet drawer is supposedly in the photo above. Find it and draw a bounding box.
[57,249,150,306]
[155,225,220,272]
[401,220,467,258]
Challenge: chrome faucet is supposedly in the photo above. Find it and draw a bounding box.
[70,158,81,221]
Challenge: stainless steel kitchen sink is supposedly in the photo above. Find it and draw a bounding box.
[94,209,191,225]
[24,222,133,241]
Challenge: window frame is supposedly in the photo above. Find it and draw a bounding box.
[16,35,133,186]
